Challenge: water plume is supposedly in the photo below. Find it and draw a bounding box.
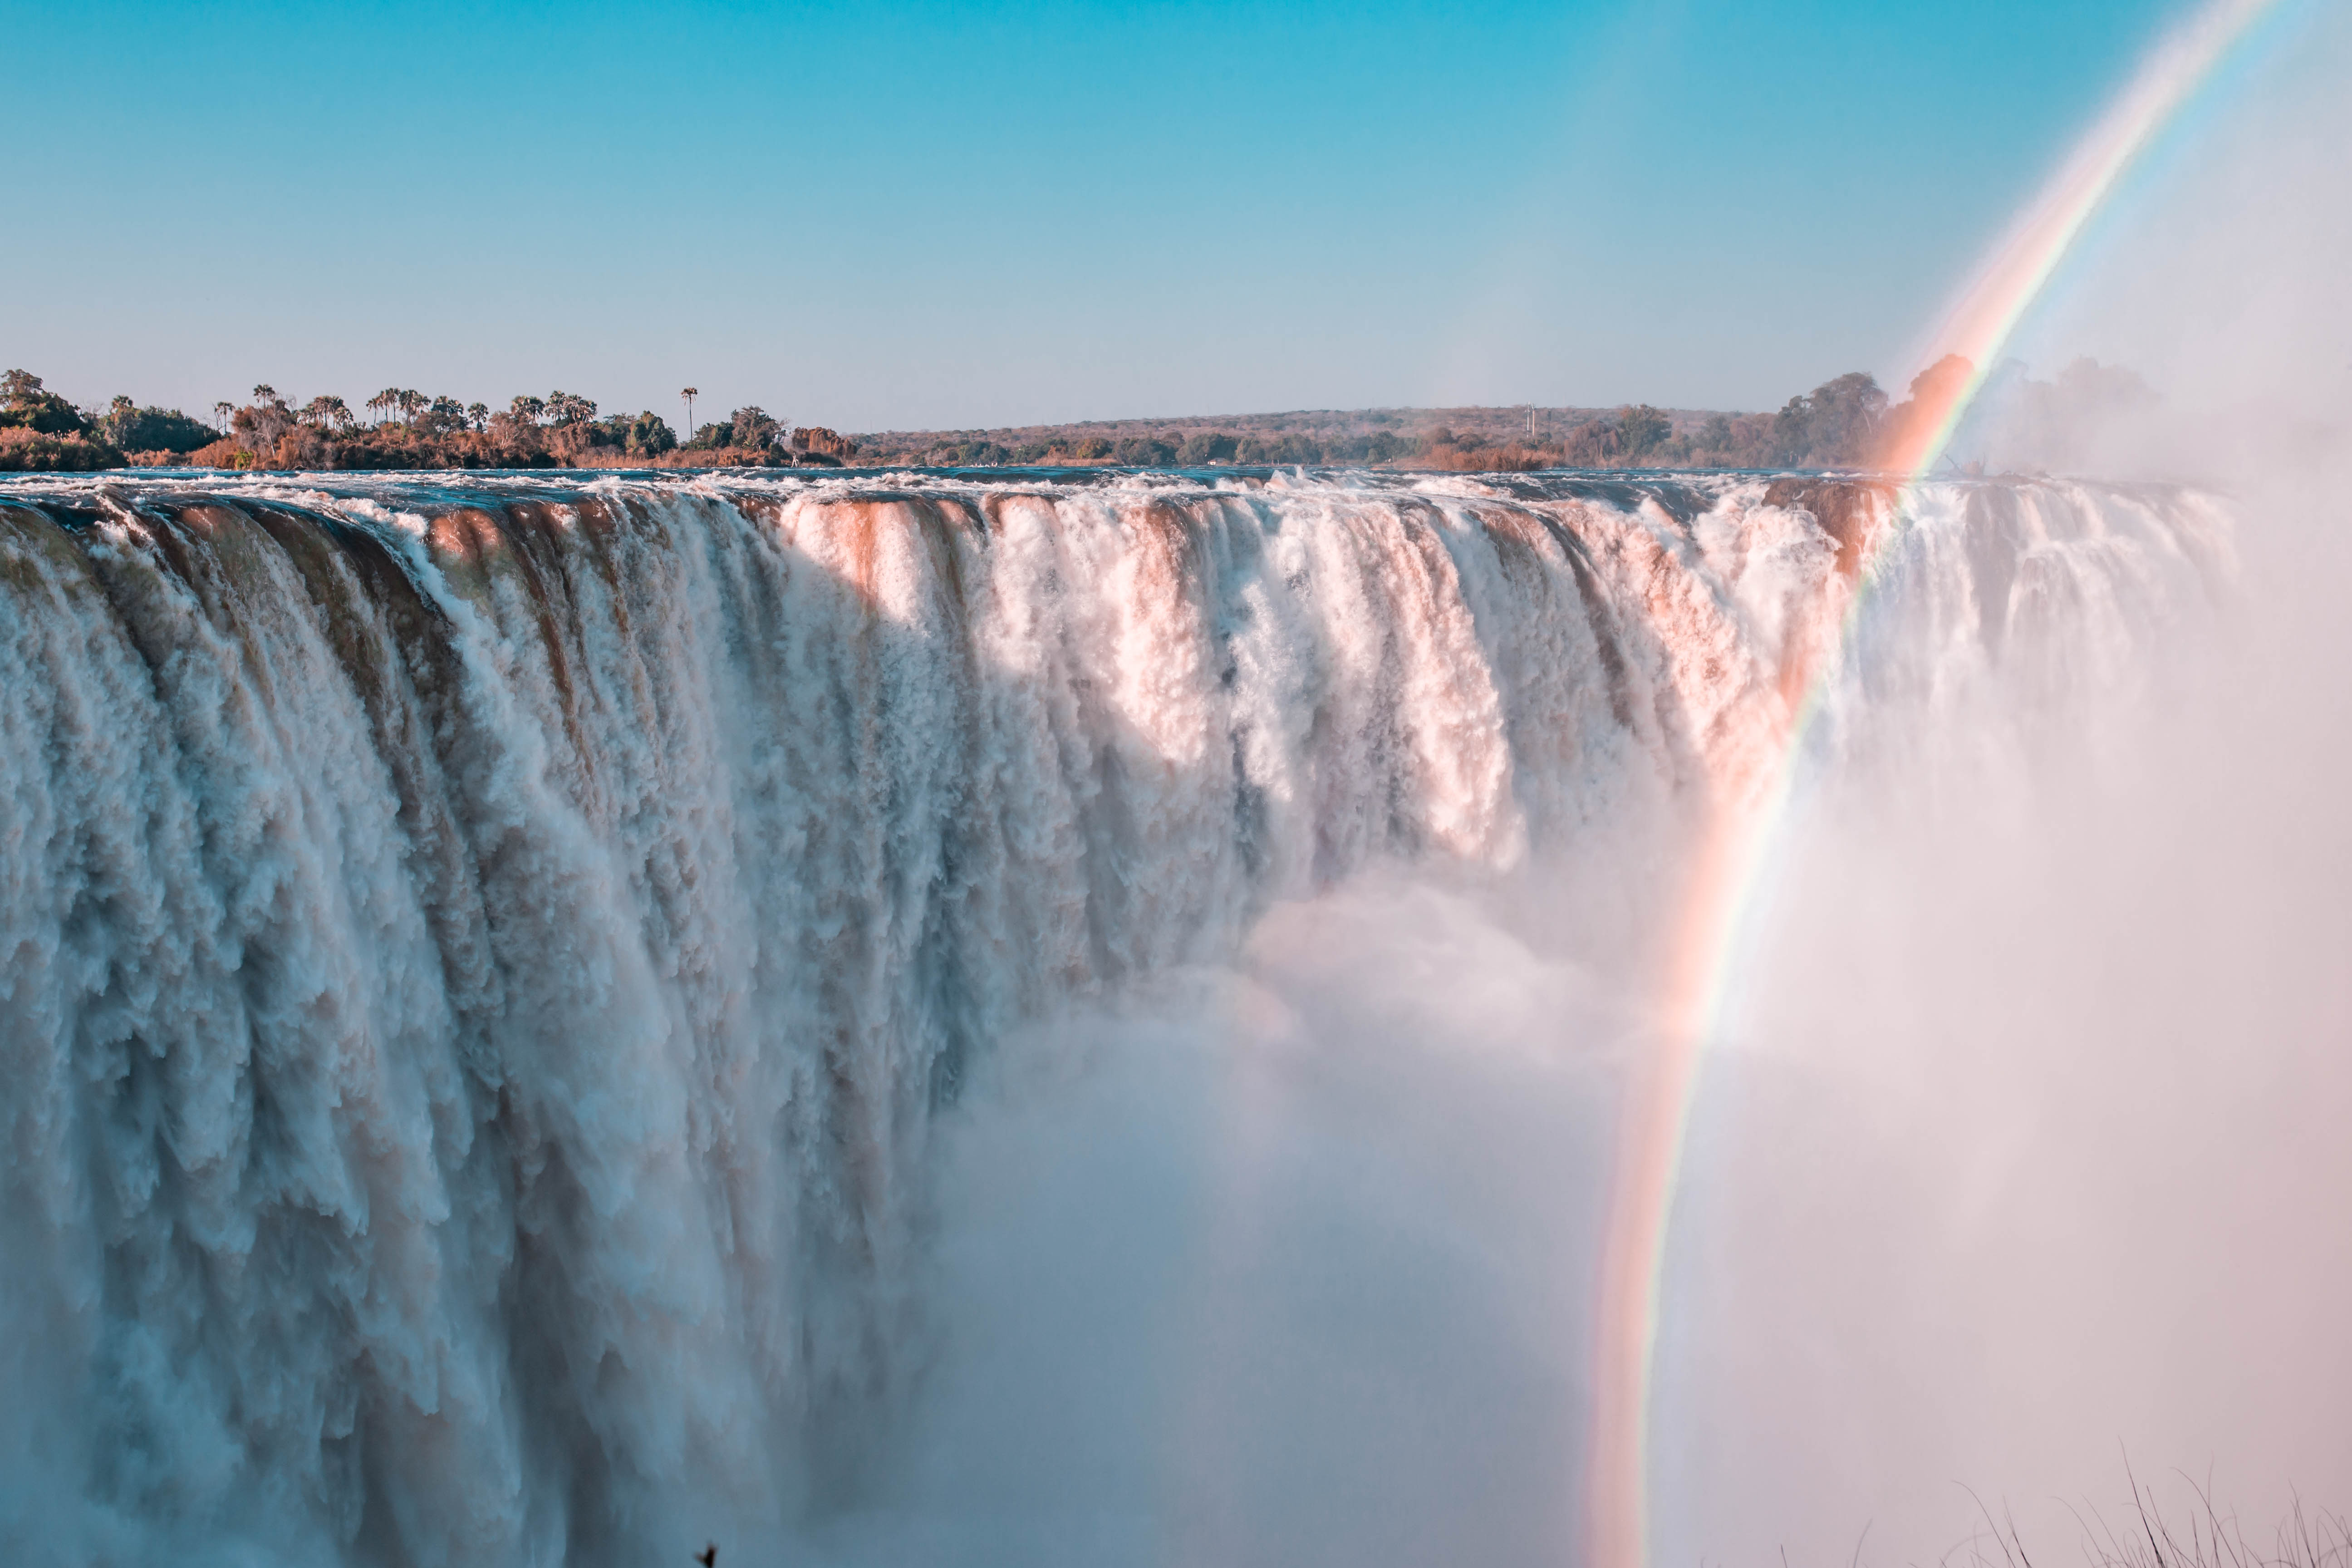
[0,464,2228,1566]
[1628,1,2352,1559]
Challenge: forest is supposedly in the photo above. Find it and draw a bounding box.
[0,375,855,472]
[3,358,2101,477]
[848,371,1905,472]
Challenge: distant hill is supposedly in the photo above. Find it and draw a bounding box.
[847,403,1738,471]
[842,379,1897,471]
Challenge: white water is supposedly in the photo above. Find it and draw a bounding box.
[0,469,2230,1566]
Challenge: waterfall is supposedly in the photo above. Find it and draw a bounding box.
[0,468,2230,1566]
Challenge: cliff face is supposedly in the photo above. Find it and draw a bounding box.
[1763,475,1898,581]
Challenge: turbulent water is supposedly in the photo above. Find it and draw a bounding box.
[0,467,2230,1566]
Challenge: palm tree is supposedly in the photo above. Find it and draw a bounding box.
[369,388,401,427]
[213,401,235,433]
[682,388,697,439]
[301,395,350,428]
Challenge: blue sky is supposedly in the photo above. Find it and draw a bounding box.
[4,0,2203,431]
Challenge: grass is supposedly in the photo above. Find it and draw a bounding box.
[1941,1468,2349,1568]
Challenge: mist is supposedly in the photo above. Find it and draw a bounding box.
[1,8,2342,1564]
[1660,3,2352,1558]
[803,870,1638,1568]
[809,7,2352,1566]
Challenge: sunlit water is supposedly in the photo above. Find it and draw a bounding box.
[0,467,2231,1567]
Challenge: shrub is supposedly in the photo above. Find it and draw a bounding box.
[0,428,125,471]
[1178,431,1237,465]
[625,412,678,456]
[729,406,780,451]
[1617,404,1672,458]
[1113,436,1178,466]
[0,369,89,435]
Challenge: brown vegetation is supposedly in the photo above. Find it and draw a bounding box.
[189,388,851,472]
[0,372,861,474]
[0,426,123,472]
[0,370,125,471]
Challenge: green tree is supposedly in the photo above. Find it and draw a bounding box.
[1113,435,1178,465]
[1178,431,1237,465]
[625,411,678,456]
[1617,404,1672,458]
[728,406,778,450]
[1772,371,1886,466]
[1805,371,1886,464]
[547,391,596,426]
[0,370,90,434]
[102,404,217,453]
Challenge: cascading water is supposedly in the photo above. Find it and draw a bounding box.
[0,467,2230,1567]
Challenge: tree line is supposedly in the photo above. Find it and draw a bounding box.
[0,369,217,471]
[0,372,860,472]
[5,358,2040,476]
[846,367,1949,472]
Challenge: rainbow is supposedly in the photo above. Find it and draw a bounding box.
[1583,0,2296,1562]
